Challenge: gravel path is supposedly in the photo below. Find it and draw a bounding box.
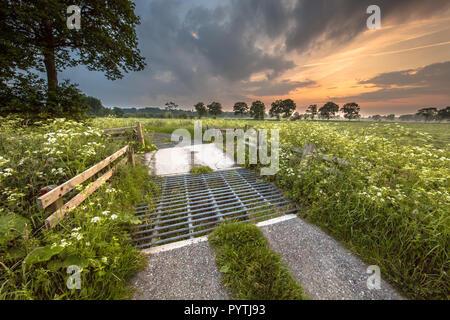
[131,241,230,300]
[260,217,405,300]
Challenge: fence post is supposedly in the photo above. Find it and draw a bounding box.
[136,121,145,147]
[128,148,136,167]
[40,185,63,213]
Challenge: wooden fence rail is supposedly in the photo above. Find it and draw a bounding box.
[102,121,145,147]
[37,145,135,228]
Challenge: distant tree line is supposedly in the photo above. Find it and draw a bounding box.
[85,99,239,119]
[368,106,450,122]
[231,100,267,120]
[289,101,361,120]
[81,96,450,122]
[415,106,450,121]
[194,101,223,119]
[367,114,396,121]
[292,103,450,122]
[231,99,296,120]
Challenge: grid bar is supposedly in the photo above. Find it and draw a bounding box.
[132,168,296,248]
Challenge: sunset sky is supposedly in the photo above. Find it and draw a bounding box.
[62,0,450,116]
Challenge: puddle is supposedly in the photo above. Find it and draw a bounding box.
[152,143,236,175]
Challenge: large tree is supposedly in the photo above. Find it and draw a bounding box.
[306,104,318,119]
[269,99,283,118]
[1,1,145,96]
[233,102,248,117]
[250,100,265,120]
[280,99,296,118]
[207,101,222,118]
[319,101,339,119]
[269,99,296,119]
[194,102,207,118]
[341,102,361,120]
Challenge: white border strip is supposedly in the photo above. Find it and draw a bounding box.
[256,214,297,227]
[140,214,297,255]
[141,236,208,255]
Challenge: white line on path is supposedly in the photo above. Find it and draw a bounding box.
[140,214,297,255]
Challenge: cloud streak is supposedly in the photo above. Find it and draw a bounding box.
[336,61,450,102]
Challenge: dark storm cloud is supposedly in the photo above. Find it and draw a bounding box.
[142,0,295,82]
[99,0,299,107]
[244,79,316,96]
[61,0,450,108]
[336,61,450,102]
[285,0,450,52]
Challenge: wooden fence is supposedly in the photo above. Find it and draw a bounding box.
[37,145,135,228]
[102,121,145,147]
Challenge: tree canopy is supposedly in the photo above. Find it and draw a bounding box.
[165,101,178,111]
[0,0,145,118]
[319,101,339,119]
[269,100,283,118]
[341,102,361,120]
[269,99,296,119]
[233,102,249,116]
[207,101,222,118]
[437,106,450,120]
[306,104,318,119]
[416,107,438,121]
[250,100,265,120]
[1,0,145,89]
[194,102,207,118]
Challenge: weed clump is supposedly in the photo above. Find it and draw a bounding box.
[190,165,213,175]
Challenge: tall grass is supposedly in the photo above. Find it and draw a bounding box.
[0,116,157,299]
[250,120,449,299]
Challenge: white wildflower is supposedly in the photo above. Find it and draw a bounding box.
[91,216,100,223]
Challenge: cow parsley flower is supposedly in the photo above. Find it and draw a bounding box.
[91,216,100,223]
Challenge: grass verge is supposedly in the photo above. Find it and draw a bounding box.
[209,222,307,300]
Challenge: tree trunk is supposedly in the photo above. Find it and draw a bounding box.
[42,23,58,92]
[43,50,58,92]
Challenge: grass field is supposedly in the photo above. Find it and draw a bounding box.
[91,117,450,149]
[1,115,448,299]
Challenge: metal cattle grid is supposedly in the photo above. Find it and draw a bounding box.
[131,168,297,249]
